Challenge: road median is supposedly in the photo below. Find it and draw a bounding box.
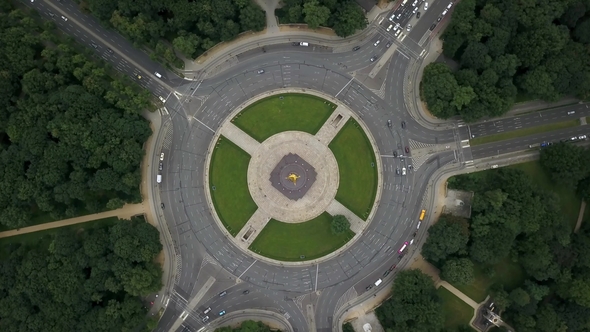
[470,119,581,146]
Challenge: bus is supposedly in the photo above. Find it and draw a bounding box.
[419,209,426,221]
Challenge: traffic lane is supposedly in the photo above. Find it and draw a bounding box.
[408,0,449,40]
[38,0,176,86]
[470,126,590,159]
[470,105,590,137]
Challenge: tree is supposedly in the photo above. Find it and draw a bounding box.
[441,258,474,285]
[376,269,444,332]
[510,288,531,307]
[421,63,461,119]
[422,214,469,263]
[540,143,589,189]
[332,2,367,37]
[331,215,350,235]
[303,0,330,29]
[342,322,355,332]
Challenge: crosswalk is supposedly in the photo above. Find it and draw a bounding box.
[162,124,174,150]
[408,139,435,150]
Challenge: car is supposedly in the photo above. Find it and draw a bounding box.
[430,24,437,31]
[385,41,391,48]
[412,0,418,6]
[219,291,227,297]
[395,29,402,37]
[383,270,390,277]
[155,72,162,78]
[424,2,429,10]
[91,42,98,49]
[389,264,396,271]
[416,11,421,18]
[204,307,212,314]
[396,168,400,175]
[202,316,209,322]
[402,167,407,176]
[257,69,265,74]
[160,152,165,161]
[437,16,442,22]
[405,146,410,153]
[370,55,378,62]
[393,151,397,157]
[401,121,406,129]
[447,1,454,9]
[579,135,587,140]
[61,15,68,21]
[159,96,166,103]
[374,40,381,46]
[386,24,393,32]
[398,241,408,253]
[393,23,400,31]
[568,110,576,115]
[158,162,163,171]
[353,46,361,51]
[161,203,165,209]
[412,7,418,14]
[137,74,142,79]
[389,14,396,22]
[243,290,250,294]
[417,221,422,229]
[396,13,402,20]
[365,285,373,291]
[406,25,412,32]
[571,136,578,141]
[374,279,383,286]
[107,48,114,53]
[400,157,405,162]
[219,310,226,316]
[491,165,499,169]
[442,9,448,15]
[30,0,34,2]
[387,120,392,127]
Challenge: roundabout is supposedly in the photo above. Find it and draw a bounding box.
[205,91,380,262]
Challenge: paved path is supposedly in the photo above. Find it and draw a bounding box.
[255,0,280,34]
[0,203,146,238]
[575,201,587,233]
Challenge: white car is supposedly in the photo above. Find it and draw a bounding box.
[257,69,265,74]
[395,29,402,37]
[447,1,454,9]
[402,167,407,175]
[442,9,448,16]
[491,165,499,169]
[406,25,412,32]
[398,241,408,253]
[61,15,68,21]
[424,2,429,10]
[155,72,162,78]
[374,40,381,46]
[413,7,418,14]
[579,135,587,140]
[389,14,396,22]
[158,96,166,103]
[410,239,415,245]
[386,24,393,32]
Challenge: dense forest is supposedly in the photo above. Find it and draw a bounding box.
[82,0,266,63]
[0,217,163,332]
[276,0,368,37]
[418,149,590,331]
[0,6,153,230]
[215,320,277,332]
[421,0,590,122]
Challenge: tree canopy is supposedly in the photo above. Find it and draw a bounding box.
[421,0,590,121]
[331,214,351,234]
[0,7,152,230]
[215,320,276,332]
[276,0,368,37]
[443,152,590,331]
[0,216,162,332]
[85,0,266,62]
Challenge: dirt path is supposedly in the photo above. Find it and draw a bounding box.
[0,203,146,239]
[575,201,587,233]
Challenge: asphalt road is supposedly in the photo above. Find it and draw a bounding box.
[24,0,588,332]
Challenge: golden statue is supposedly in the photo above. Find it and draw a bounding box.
[286,173,300,185]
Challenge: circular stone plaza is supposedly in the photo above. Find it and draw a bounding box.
[205,91,382,263]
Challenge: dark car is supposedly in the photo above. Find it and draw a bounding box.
[370,55,378,62]
[353,46,360,51]
[243,290,250,295]
[389,264,396,271]
[437,16,442,22]
[430,24,437,31]
[393,151,397,158]
[387,120,392,127]
[401,121,406,129]
[416,12,421,18]
[383,270,390,277]
[365,285,373,291]
[385,42,391,48]
[107,48,114,53]
[405,146,410,153]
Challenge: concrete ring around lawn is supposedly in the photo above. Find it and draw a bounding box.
[203,88,383,266]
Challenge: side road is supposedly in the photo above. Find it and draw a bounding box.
[0,203,145,238]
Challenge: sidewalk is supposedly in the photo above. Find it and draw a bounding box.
[0,203,145,238]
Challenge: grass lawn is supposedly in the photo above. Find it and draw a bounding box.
[209,137,258,236]
[437,287,475,330]
[470,119,580,146]
[249,212,354,261]
[0,216,120,258]
[509,161,582,230]
[329,119,378,220]
[232,93,336,142]
[452,256,526,303]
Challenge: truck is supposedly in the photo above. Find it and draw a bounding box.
[156,174,162,183]
[292,42,309,46]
